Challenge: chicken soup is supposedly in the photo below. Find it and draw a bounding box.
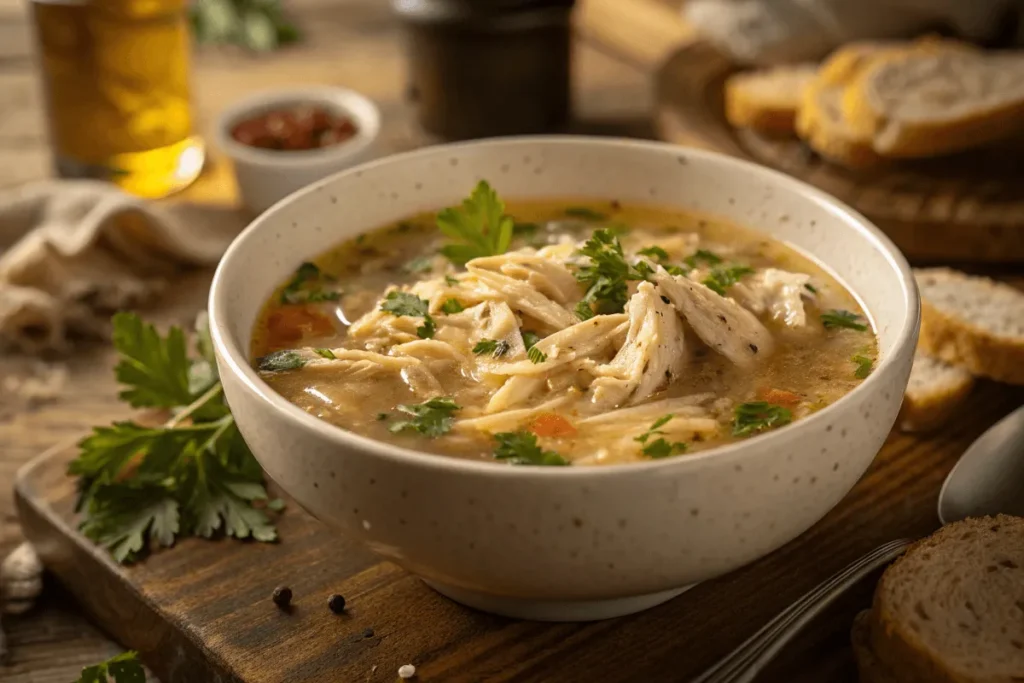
[251,182,877,466]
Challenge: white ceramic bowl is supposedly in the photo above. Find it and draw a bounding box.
[209,137,919,622]
[214,86,381,214]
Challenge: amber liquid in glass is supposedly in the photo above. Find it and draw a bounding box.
[31,0,204,198]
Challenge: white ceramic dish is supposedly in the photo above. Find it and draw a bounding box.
[208,137,919,622]
[214,86,381,214]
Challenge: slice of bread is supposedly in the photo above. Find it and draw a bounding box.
[898,352,975,433]
[916,268,1024,385]
[844,45,1024,159]
[724,64,818,136]
[854,515,1024,683]
[795,42,891,168]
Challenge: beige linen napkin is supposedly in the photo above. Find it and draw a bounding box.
[0,180,242,354]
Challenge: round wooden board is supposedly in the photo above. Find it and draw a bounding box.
[654,41,1024,264]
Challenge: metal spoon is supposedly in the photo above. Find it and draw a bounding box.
[691,403,1024,683]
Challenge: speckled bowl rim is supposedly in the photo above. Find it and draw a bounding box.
[209,135,920,479]
[212,86,381,169]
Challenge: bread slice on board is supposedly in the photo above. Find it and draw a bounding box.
[724,64,817,136]
[898,352,975,433]
[795,42,891,168]
[844,46,1024,159]
[915,268,1024,385]
[854,515,1024,683]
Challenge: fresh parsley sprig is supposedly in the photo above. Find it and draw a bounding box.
[572,229,651,319]
[493,431,568,466]
[634,414,688,459]
[732,402,793,437]
[852,354,874,379]
[381,291,436,339]
[473,339,510,358]
[387,397,461,438]
[68,313,281,565]
[703,265,754,296]
[821,309,868,331]
[279,262,340,305]
[74,650,144,683]
[437,181,514,265]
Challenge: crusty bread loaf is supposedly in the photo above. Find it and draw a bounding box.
[854,515,1024,683]
[724,64,818,136]
[898,352,975,433]
[795,42,889,168]
[915,268,1024,385]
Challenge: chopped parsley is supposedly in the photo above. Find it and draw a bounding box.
[313,348,336,360]
[703,265,754,296]
[732,402,793,437]
[665,264,690,277]
[387,397,460,438]
[852,354,874,379]
[74,650,144,683]
[572,229,650,318]
[403,255,435,274]
[440,298,464,314]
[804,283,818,294]
[821,309,868,331]
[521,331,542,350]
[634,414,688,459]
[257,350,305,372]
[565,207,608,222]
[684,249,723,268]
[444,274,460,286]
[473,339,510,358]
[437,180,514,265]
[637,245,670,262]
[380,291,436,339]
[492,431,569,466]
[527,346,547,364]
[279,261,340,305]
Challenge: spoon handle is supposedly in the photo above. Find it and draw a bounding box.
[690,538,913,683]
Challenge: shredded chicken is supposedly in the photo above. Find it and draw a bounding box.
[464,267,577,332]
[479,314,628,376]
[467,250,580,304]
[730,268,813,328]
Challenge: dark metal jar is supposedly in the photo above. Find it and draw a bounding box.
[393,0,576,141]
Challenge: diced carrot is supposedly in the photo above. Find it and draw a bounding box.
[758,387,802,407]
[266,305,336,348]
[530,413,578,438]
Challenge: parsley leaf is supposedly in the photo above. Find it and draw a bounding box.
[387,397,460,438]
[473,339,510,357]
[732,402,793,437]
[804,283,818,294]
[380,291,436,339]
[444,275,460,286]
[685,249,722,268]
[821,309,868,331]
[852,354,874,379]
[437,180,515,265]
[440,298,464,314]
[521,331,542,350]
[703,265,754,296]
[68,313,280,565]
[493,431,569,466]
[279,261,340,305]
[111,312,193,408]
[565,207,608,222]
[572,229,649,318]
[634,414,688,459]
[75,650,145,683]
[527,346,547,364]
[637,245,670,262]
[257,350,305,372]
[313,348,337,360]
[403,255,435,274]
[665,264,690,277]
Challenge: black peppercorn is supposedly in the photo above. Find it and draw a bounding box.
[328,594,347,614]
[272,586,292,609]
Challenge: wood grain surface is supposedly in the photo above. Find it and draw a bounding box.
[654,41,1024,265]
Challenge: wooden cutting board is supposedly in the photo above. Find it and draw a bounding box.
[654,41,1024,264]
[15,379,1024,682]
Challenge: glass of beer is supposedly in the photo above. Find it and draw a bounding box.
[29,0,205,198]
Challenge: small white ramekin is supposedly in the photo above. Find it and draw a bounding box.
[214,86,381,214]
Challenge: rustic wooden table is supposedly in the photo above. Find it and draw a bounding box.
[0,0,688,679]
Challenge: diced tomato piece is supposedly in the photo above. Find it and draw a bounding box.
[530,413,578,438]
[757,387,801,407]
[265,306,336,348]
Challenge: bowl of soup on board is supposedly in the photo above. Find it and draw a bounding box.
[208,136,918,621]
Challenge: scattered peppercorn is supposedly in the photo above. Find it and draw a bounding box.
[272,585,292,609]
[328,594,347,614]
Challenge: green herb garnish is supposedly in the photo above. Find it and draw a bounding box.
[637,245,670,262]
[380,291,436,339]
[665,264,690,277]
[74,650,144,683]
[279,262,340,305]
[257,350,305,372]
[313,348,336,360]
[821,309,868,331]
[685,249,723,268]
[527,346,547,364]
[69,313,280,564]
[437,180,514,265]
[702,265,754,296]
[521,331,542,350]
[444,274,460,286]
[804,283,818,294]
[634,414,688,459]
[440,298,464,314]
[404,255,435,274]
[572,229,650,318]
[565,207,608,222]
[387,397,460,438]
[732,402,793,437]
[473,339,510,358]
[852,354,874,379]
[191,0,301,52]
[493,431,569,466]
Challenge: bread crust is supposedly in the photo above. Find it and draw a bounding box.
[897,354,974,433]
[724,65,815,136]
